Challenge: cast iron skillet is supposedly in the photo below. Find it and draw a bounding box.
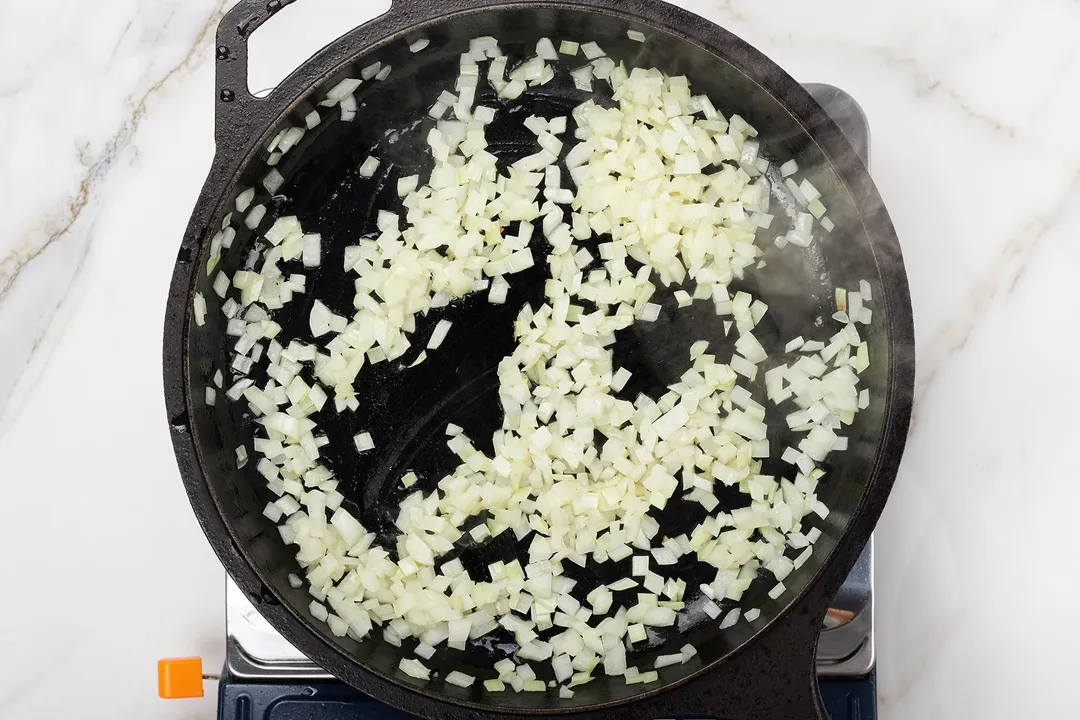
[162,0,915,718]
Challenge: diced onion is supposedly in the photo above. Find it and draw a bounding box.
[235,187,255,212]
[358,155,380,177]
[399,658,430,680]
[427,319,453,349]
[446,670,475,688]
[536,37,558,60]
[302,234,321,268]
[196,41,877,695]
[193,293,207,326]
[580,41,605,59]
[353,432,374,453]
[361,62,382,81]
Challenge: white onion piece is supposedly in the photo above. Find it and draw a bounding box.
[353,432,374,453]
[325,78,361,104]
[399,658,430,680]
[358,156,380,177]
[193,41,880,695]
[235,187,255,212]
[340,95,357,122]
[536,38,558,60]
[570,65,593,91]
[361,62,381,81]
[427,319,452,349]
[580,41,605,59]
[446,670,475,687]
[193,293,207,326]
[245,204,266,230]
[302,234,321,268]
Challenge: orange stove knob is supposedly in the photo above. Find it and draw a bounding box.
[157,657,205,699]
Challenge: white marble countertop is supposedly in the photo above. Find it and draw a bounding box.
[2,0,1078,718]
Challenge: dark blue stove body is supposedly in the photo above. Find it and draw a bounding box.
[218,672,877,720]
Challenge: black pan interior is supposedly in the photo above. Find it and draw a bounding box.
[186,4,893,712]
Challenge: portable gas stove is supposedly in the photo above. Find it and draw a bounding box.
[212,84,878,720]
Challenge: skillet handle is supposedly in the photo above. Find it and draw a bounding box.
[212,0,410,149]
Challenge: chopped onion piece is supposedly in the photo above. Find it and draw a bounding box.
[210,55,879,690]
[536,37,558,60]
[446,671,475,688]
[353,432,374,453]
[640,303,661,322]
[399,658,430,680]
[245,204,266,230]
[340,95,357,122]
[653,653,682,669]
[325,78,361,104]
[235,187,255,212]
[580,41,605,59]
[427,319,453,349]
[263,169,284,193]
[361,62,381,81]
[398,175,420,197]
[302,234,321,268]
[358,156,380,177]
[193,293,207,326]
[625,671,658,685]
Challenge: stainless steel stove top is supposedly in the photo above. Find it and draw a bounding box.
[224,82,876,684]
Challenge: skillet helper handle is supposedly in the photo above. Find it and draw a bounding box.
[212,0,554,149]
[213,0,287,147]
[213,0,416,149]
